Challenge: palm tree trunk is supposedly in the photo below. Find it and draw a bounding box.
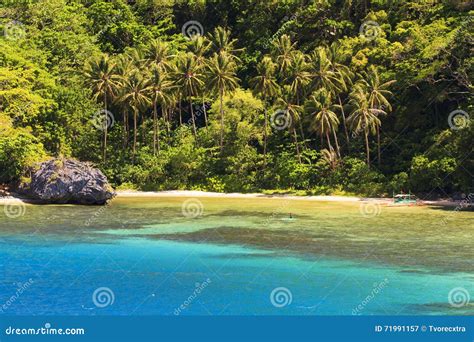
[202,96,208,129]
[133,108,137,163]
[296,93,306,146]
[263,105,268,158]
[219,89,224,151]
[326,132,333,151]
[123,109,128,150]
[166,107,171,134]
[364,129,370,167]
[263,91,268,161]
[338,95,350,145]
[162,106,168,135]
[142,115,146,145]
[293,126,301,163]
[103,95,107,162]
[190,99,197,138]
[377,125,381,168]
[125,110,129,145]
[332,128,341,158]
[153,99,159,156]
[168,108,172,133]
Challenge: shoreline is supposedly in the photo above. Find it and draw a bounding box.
[0,190,464,207]
[116,190,374,202]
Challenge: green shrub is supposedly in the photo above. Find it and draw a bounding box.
[0,116,48,183]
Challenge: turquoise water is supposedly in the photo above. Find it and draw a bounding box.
[0,197,473,315]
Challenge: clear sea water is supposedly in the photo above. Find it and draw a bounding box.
[0,197,472,315]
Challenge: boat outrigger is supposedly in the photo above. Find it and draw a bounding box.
[392,192,418,205]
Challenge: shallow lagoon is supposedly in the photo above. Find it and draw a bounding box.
[0,197,473,315]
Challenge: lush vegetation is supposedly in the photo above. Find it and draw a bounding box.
[0,0,472,197]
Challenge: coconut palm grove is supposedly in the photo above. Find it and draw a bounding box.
[0,0,472,196]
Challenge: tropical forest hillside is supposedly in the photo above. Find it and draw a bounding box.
[0,0,472,197]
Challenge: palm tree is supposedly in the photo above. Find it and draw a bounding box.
[272,34,297,76]
[361,65,395,167]
[206,53,239,150]
[114,54,134,149]
[286,51,311,105]
[311,46,355,148]
[119,70,151,162]
[283,51,311,145]
[173,53,204,138]
[347,85,386,166]
[309,47,344,93]
[188,36,211,127]
[188,35,211,62]
[321,148,340,170]
[306,89,341,157]
[327,44,354,145]
[249,56,280,159]
[84,54,121,162]
[146,65,173,155]
[208,27,242,60]
[277,87,303,163]
[146,39,173,72]
[126,47,146,71]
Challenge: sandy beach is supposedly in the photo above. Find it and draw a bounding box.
[0,190,464,207]
[116,190,377,202]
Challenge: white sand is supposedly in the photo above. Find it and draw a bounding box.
[0,190,461,206]
[116,190,388,203]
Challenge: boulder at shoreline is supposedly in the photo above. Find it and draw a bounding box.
[26,159,115,205]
